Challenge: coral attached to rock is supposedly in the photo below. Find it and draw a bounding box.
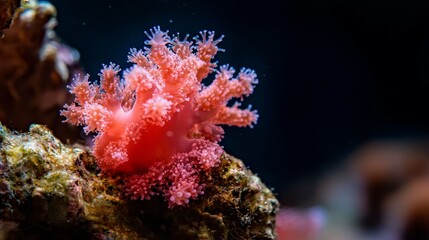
[61,27,259,207]
[0,124,278,239]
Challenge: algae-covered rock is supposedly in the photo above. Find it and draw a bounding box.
[134,153,279,240]
[0,124,138,239]
[0,124,278,239]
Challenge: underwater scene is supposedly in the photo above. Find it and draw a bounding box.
[2,0,429,239]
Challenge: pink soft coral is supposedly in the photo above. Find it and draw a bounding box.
[61,27,258,207]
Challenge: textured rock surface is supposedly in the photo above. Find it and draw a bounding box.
[0,124,279,239]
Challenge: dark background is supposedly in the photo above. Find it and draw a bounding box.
[49,0,429,205]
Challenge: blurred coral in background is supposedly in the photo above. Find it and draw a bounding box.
[307,140,429,240]
[0,0,82,142]
[276,207,325,240]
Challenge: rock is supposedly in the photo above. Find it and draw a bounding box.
[0,124,278,239]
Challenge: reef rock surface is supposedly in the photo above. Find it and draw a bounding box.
[0,124,279,239]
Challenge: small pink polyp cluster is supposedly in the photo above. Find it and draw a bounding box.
[126,139,223,208]
[61,27,258,207]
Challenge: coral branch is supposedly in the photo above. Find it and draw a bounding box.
[213,104,258,127]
